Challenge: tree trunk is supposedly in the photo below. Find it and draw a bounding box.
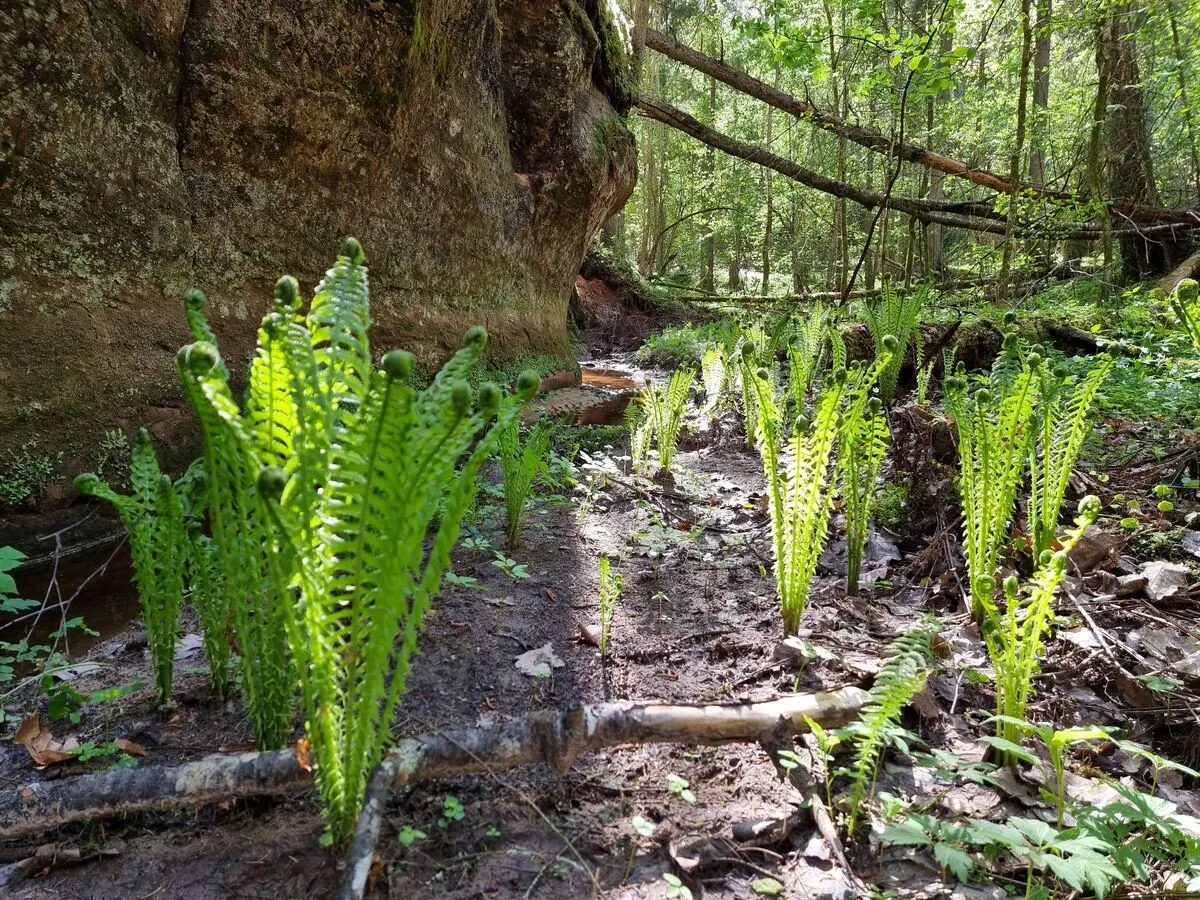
[997,0,1034,304]
[1028,0,1051,189]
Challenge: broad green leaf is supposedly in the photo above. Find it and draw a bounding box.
[880,820,933,847]
[751,877,784,896]
[933,842,973,882]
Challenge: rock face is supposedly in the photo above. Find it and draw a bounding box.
[0,0,636,529]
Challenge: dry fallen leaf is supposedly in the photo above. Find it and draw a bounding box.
[577,623,602,647]
[114,738,146,757]
[294,736,312,772]
[13,713,76,768]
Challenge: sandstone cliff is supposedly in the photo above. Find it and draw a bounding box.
[0,0,636,532]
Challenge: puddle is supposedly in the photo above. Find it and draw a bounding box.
[2,540,140,661]
[581,367,638,391]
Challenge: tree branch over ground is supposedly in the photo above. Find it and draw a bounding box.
[0,688,868,842]
[635,97,1197,241]
[645,28,1200,228]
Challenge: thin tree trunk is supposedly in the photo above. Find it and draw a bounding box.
[1028,0,1051,189]
[997,0,1034,304]
[1166,0,1200,198]
[763,61,778,295]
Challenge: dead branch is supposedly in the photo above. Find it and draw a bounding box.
[337,688,867,899]
[1,689,868,850]
[1156,247,1200,295]
[646,29,1200,228]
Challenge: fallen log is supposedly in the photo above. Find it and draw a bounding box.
[1155,247,1200,296]
[1,688,869,850]
[646,29,1200,229]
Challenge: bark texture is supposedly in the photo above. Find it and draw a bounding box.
[0,0,636,536]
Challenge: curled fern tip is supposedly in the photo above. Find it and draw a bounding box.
[381,349,414,381]
[451,382,472,414]
[257,466,287,499]
[1178,279,1199,303]
[341,237,365,265]
[73,472,101,494]
[516,370,540,399]
[183,288,206,311]
[463,325,488,348]
[882,334,900,353]
[274,275,300,311]
[179,342,220,375]
[477,381,501,410]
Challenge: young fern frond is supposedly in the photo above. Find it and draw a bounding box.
[986,498,1101,752]
[746,338,893,635]
[1029,356,1112,559]
[845,617,939,835]
[838,395,891,595]
[864,281,926,404]
[1169,278,1200,351]
[640,367,695,475]
[75,429,186,705]
[828,322,847,372]
[499,420,553,548]
[700,346,727,420]
[625,395,650,474]
[945,348,1039,622]
[597,555,623,656]
[785,302,829,415]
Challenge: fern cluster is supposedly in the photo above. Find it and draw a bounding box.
[1029,357,1112,559]
[1169,278,1200,350]
[987,498,1101,748]
[838,395,891,595]
[944,338,1039,621]
[499,420,553,549]
[785,302,831,415]
[743,338,893,635]
[845,617,939,835]
[75,431,187,704]
[864,282,927,405]
[633,367,695,475]
[176,239,536,844]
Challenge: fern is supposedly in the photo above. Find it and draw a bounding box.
[700,346,727,420]
[74,430,185,704]
[639,367,695,475]
[838,395,891,595]
[986,498,1101,751]
[1169,278,1200,351]
[944,349,1039,622]
[499,420,553,549]
[1028,356,1112,559]
[785,302,829,416]
[597,555,623,656]
[845,617,939,835]
[745,338,893,635]
[176,239,537,844]
[625,395,650,473]
[864,281,926,404]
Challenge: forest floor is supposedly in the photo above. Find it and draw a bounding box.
[4,309,1200,899]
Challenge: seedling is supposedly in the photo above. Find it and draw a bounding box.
[491,551,530,582]
[597,556,623,656]
[438,795,466,829]
[662,873,693,900]
[397,826,426,846]
[667,774,696,803]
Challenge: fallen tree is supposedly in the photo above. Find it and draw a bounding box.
[645,29,1200,229]
[0,689,869,896]
[635,98,1195,243]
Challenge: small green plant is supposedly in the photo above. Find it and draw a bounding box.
[667,774,696,803]
[785,302,830,414]
[838,395,890,595]
[491,551,530,582]
[94,429,131,483]
[75,430,187,705]
[397,825,426,846]
[597,555,623,656]
[985,497,1101,752]
[174,239,536,845]
[1168,277,1200,350]
[498,420,552,549]
[662,873,693,900]
[0,547,34,616]
[0,443,59,506]
[744,341,891,635]
[845,618,939,835]
[634,367,696,475]
[864,281,926,404]
[944,343,1039,621]
[1028,356,1112,559]
[438,795,466,829]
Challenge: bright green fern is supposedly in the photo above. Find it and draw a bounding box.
[176,239,537,844]
[499,420,553,549]
[1028,356,1112,560]
[74,430,186,705]
[864,281,927,405]
[845,616,939,835]
[987,498,1101,752]
[636,367,695,475]
[700,346,728,421]
[838,395,891,595]
[944,346,1039,622]
[1169,278,1200,350]
[743,338,893,635]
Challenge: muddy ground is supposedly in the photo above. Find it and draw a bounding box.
[3,337,1200,899]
